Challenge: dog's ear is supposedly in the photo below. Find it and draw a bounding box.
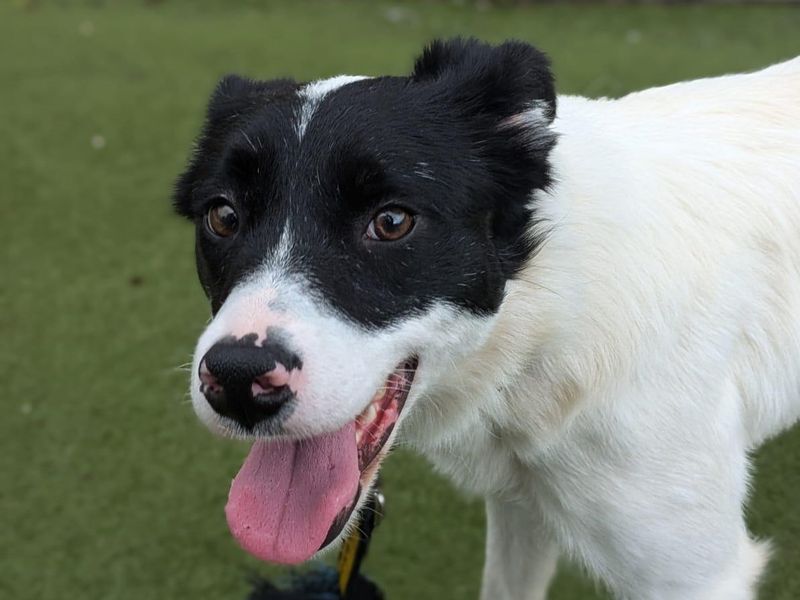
[411,39,557,278]
[173,75,297,218]
[411,37,556,125]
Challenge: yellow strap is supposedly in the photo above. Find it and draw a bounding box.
[337,530,361,596]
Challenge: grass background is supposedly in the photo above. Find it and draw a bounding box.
[2,1,799,598]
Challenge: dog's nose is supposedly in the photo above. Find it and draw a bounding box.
[198,339,301,429]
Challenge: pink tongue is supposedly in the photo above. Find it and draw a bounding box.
[225,422,359,565]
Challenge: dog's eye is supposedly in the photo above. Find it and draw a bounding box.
[366,208,414,241]
[206,202,238,238]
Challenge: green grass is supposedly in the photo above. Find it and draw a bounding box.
[1,1,799,598]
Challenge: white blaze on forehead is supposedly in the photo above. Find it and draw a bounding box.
[295,75,369,139]
[273,225,294,270]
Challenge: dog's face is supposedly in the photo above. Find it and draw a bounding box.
[174,38,555,565]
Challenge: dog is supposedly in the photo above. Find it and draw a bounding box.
[173,38,800,599]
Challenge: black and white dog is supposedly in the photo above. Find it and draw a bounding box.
[174,39,800,599]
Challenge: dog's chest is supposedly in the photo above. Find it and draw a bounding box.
[405,398,530,498]
[426,430,523,497]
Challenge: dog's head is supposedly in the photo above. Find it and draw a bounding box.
[173,38,555,565]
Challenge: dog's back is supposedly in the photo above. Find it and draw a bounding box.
[626,57,800,446]
[527,57,800,448]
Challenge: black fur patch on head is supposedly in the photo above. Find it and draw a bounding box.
[174,75,301,217]
[174,38,557,327]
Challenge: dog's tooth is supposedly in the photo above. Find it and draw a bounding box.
[365,403,378,424]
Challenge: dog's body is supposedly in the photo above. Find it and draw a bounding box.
[174,41,800,600]
[408,57,800,600]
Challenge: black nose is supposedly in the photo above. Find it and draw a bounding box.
[198,336,302,430]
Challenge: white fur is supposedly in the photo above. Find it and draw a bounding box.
[295,75,368,139]
[402,58,800,599]
[191,58,800,599]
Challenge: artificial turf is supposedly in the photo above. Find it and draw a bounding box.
[2,1,799,598]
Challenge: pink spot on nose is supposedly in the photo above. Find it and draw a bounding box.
[251,364,291,396]
[199,360,222,393]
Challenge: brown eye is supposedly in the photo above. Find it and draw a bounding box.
[206,202,238,238]
[366,207,414,241]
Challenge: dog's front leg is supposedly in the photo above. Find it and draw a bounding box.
[480,497,559,600]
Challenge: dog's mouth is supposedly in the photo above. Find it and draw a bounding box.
[355,357,417,473]
[224,358,418,565]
